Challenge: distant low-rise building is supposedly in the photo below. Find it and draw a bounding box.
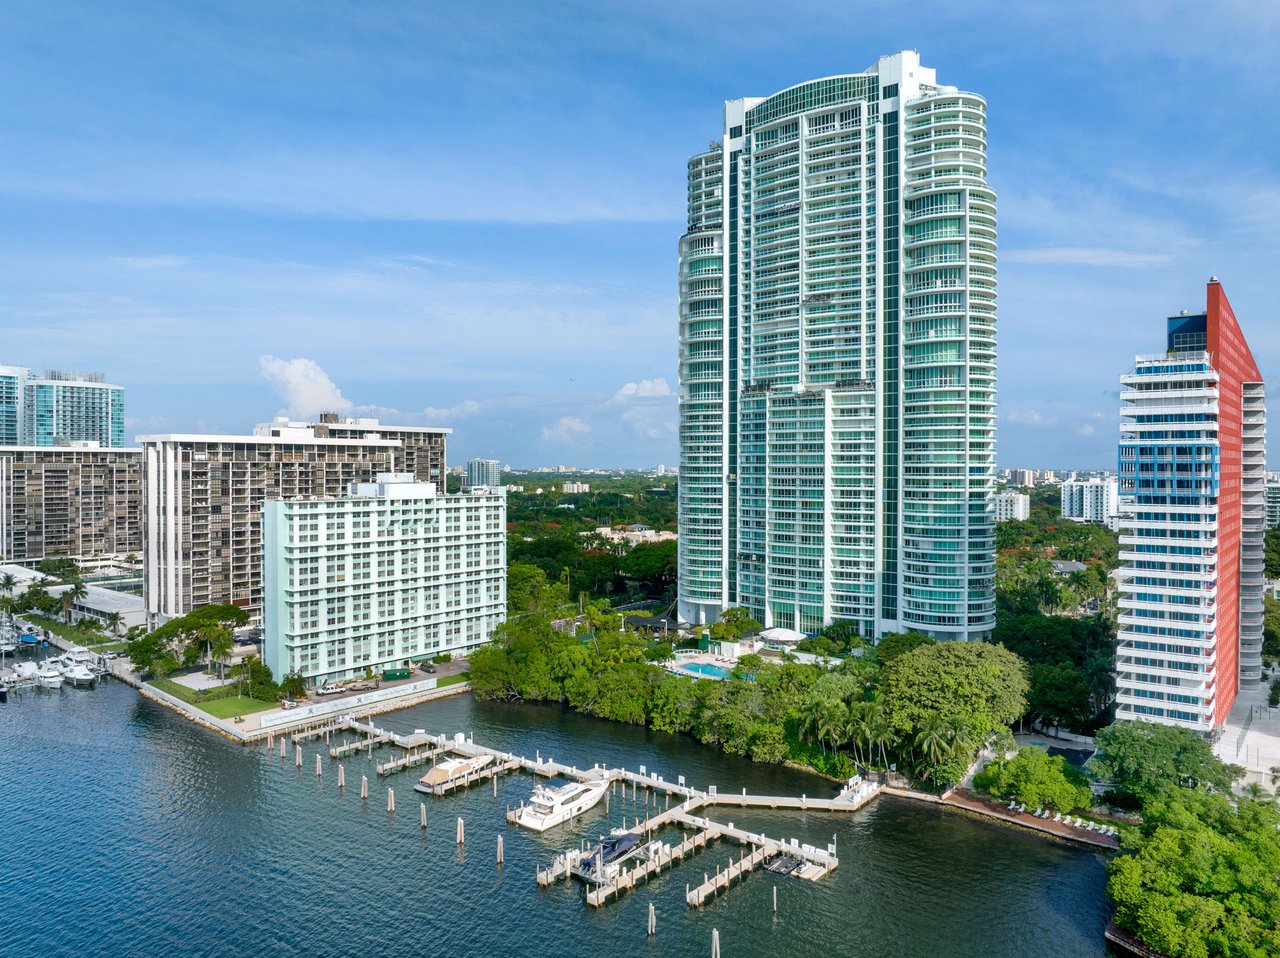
[587,524,679,548]
[994,491,1030,522]
[1266,478,1280,530]
[1061,477,1118,524]
[262,474,505,683]
[561,482,589,494]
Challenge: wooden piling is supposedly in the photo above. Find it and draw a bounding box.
[712,928,720,958]
[456,817,465,845]
[492,776,497,798]
[279,738,285,758]
[420,803,427,829]
[361,774,368,800]
[773,885,777,913]
[497,835,504,865]
[648,902,656,936]
[387,788,395,813]
[295,745,302,768]
[338,765,345,789]
[315,753,322,776]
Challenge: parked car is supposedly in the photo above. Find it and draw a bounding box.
[419,662,437,674]
[100,651,120,661]
[315,682,343,696]
[279,699,300,710]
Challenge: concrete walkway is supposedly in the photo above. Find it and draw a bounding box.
[1216,678,1280,789]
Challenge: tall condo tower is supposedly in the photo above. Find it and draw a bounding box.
[1116,280,1265,732]
[677,51,997,640]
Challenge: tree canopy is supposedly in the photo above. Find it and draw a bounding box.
[1108,790,1280,958]
[880,641,1028,742]
[1088,721,1242,805]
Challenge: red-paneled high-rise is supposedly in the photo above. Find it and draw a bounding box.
[1116,279,1265,732]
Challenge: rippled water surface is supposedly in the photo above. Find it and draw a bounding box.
[0,683,1111,957]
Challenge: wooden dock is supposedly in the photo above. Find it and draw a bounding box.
[685,844,777,907]
[376,745,447,777]
[585,829,718,907]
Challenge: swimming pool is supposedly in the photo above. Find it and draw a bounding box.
[680,662,731,678]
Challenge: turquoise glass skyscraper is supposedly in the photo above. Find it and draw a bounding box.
[677,51,997,641]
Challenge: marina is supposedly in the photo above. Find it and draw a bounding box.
[289,707,881,912]
[1,682,1111,958]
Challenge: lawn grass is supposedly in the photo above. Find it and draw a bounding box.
[197,696,278,719]
[25,613,120,646]
[438,671,470,688]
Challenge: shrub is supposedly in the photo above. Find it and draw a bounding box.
[974,746,1093,813]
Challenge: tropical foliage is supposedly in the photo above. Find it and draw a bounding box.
[471,582,1030,787]
[973,746,1093,813]
[1108,790,1280,958]
[1088,721,1242,807]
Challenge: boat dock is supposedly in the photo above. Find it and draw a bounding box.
[272,716,879,913]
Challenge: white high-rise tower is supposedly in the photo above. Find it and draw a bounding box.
[677,51,997,640]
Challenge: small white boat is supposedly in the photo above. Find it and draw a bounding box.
[414,754,495,793]
[37,662,65,689]
[55,657,97,686]
[13,662,38,682]
[512,778,609,832]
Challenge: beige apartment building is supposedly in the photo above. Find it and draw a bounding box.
[142,418,449,625]
[0,444,143,562]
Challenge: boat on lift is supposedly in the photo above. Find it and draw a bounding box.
[36,661,65,689]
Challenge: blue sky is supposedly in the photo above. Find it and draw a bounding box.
[2,1,1277,468]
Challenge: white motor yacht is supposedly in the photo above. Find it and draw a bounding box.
[54,656,97,686]
[37,662,65,689]
[512,778,609,832]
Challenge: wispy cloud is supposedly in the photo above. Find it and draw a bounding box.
[1004,247,1172,268]
[110,255,189,269]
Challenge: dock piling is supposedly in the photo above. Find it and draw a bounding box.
[773,885,777,913]
[279,738,285,758]
[338,765,345,789]
[315,753,322,777]
[456,817,465,845]
[711,928,720,958]
[420,802,427,830]
[497,834,504,866]
[295,745,302,768]
[361,774,368,801]
[387,788,395,813]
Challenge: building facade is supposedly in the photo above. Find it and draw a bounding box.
[994,491,1030,522]
[1061,477,1119,524]
[142,424,409,625]
[262,475,505,683]
[1265,476,1280,530]
[0,445,143,562]
[561,482,590,494]
[1115,280,1265,732]
[466,458,501,489]
[308,414,448,486]
[1,369,126,447]
[677,50,997,640]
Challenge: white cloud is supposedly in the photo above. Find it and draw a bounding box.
[421,399,481,421]
[609,378,672,404]
[541,416,591,442]
[258,355,352,419]
[1004,409,1054,427]
[1003,247,1172,268]
[1075,423,1096,437]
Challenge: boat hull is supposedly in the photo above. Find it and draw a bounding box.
[514,780,609,832]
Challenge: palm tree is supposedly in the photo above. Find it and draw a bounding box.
[103,611,124,639]
[0,572,16,597]
[914,716,952,780]
[864,701,894,770]
[845,700,872,767]
[800,697,830,753]
[61,579,89,625]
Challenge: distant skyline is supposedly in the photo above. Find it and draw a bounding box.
[2,2,1277,468]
